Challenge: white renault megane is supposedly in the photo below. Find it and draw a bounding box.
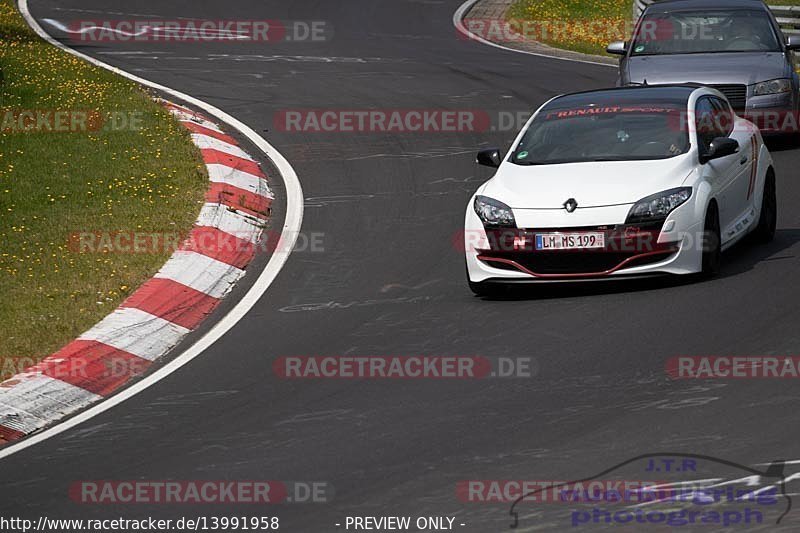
[465,85,777,296]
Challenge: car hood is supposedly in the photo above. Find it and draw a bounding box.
[627,52,788,86]
[481,156,694,209]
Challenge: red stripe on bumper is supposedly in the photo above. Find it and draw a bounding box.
[201,149,263,177]
[121,278,221,330]
[36,340,151,397]
[178,226,256,269]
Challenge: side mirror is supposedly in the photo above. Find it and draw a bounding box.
[476,148,502,168]
[606,41,627,55]
[700,137,739,164]
[787,35,800,51]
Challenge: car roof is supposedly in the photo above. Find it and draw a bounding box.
[645,0,770,14]
[542,85,702,112]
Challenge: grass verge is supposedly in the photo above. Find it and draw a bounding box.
[506,0,634,56]
[0,0,207,377]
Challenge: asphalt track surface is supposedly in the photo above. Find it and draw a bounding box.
[3,1,800,531]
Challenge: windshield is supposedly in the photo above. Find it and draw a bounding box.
[510,105,690,165]
[631,9,781,55]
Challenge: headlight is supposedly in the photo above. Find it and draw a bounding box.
[753,78,792,96]
[474,195,516,227]
[626,187,692,224]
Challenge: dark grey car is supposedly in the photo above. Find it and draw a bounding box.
[608,0,800,134]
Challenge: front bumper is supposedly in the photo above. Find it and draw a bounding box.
[464,203,704,283]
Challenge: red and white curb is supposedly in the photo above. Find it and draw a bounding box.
[0,101,273,444]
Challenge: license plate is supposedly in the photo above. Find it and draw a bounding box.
[535,232,605,250]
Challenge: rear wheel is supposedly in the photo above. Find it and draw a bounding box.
[753,170,777,244]
[700,203,721,278]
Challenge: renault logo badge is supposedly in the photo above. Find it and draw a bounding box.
[564,198,578,213]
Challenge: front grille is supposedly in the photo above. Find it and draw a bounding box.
[478,224,677,276]
[483,251,673,275]
[711,84,748,111]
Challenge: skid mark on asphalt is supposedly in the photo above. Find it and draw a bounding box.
[429,176,484,184]
[52,7,193,18]
[275,409,355,426]
[282,142,477,163]
[380,280,440,293]
[304,194,386,207]
[187,444,231,455]
[279,295,437,313]
[149,390,239,406]
[345,149,474,161]
[303,188,469,208]
[206,54,401,64]
[495,375,728,425]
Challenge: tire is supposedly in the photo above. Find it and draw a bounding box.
[700,203,721,278]
[753,170,777,244]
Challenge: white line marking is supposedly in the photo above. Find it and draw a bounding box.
[42,18,251,40]
[452,0,615,68]
[52,7,193,19]
[1,0,304,461]
[757,459,800,466]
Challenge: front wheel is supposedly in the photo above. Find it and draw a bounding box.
[753,171,777,244]
[700,204,721,278]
